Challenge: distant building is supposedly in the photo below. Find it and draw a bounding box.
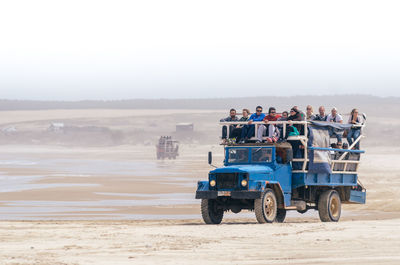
[176,123,194,132]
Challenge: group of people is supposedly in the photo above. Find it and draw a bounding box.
[220,105,363,149]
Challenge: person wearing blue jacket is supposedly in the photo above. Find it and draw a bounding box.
[238,106,266,143]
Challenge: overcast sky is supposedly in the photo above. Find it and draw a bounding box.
[0,0,399,100]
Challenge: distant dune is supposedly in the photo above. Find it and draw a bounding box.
[0,95,399,113]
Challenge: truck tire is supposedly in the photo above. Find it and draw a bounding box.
[318,190,341,222]
[201,199,224,224]
[276,208,286,223]
[254,188,277,223]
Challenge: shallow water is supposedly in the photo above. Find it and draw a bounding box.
[0,174,99,192]
[0,154,201,220]
[0,154,189,175]
[43,159,184,176]
[0,160,38,166]
[0,155,335,221]
[0,156,192,193]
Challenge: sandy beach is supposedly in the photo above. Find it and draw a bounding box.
[0,108,399,264]
[1,218,400,265]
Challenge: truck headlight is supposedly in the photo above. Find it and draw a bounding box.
[241,179,248,187]
[210,180,216,187]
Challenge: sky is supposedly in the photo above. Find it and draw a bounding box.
[0,0,399,100]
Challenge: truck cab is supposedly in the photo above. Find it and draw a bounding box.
[195,120,366,224]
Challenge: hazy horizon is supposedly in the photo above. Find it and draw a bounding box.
[0,93,399,102]
[1,0,399,100]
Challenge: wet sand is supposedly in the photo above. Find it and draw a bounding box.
[1,109,400,264]
[1,143,399,220]
[0,144,207,220]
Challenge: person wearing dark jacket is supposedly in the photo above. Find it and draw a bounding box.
[220,108,239,143]
[230,109,250,142]
[287,107,306,169]
[313,106,328,121]
[287,107,304,136]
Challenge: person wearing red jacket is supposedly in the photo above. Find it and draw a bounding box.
[256,107,281,143]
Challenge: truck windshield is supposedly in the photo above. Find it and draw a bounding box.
[251,148,272,163]
[228,148,249,163]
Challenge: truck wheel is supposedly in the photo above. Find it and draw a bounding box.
[318,190,341,222]
[254,188,277,223]
[201,199,224,224]
[276,208,286,223]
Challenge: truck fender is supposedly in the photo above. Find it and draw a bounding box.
[264,182,285,208]
[196,181,209,191]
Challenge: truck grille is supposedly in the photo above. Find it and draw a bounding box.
[216,173,238,189]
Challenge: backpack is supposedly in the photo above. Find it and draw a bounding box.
[288,125,300,136]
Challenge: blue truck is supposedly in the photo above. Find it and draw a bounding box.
[195,120,366,223]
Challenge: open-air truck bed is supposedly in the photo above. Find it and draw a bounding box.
[196,118,366,223]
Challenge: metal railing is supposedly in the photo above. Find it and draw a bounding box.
[219,120,364,174]
[219,120,308,139]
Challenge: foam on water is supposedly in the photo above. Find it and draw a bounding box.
[0,174,99,192]
[0,160,37,166]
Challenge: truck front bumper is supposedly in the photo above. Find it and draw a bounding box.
[195,191,261,199]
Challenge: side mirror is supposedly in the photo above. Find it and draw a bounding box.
[362,113,367,125]
[208,151,212,165]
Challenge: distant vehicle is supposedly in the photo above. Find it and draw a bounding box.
[156,136,179,160]
[48,122,65,132]
[196,120,366,223]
